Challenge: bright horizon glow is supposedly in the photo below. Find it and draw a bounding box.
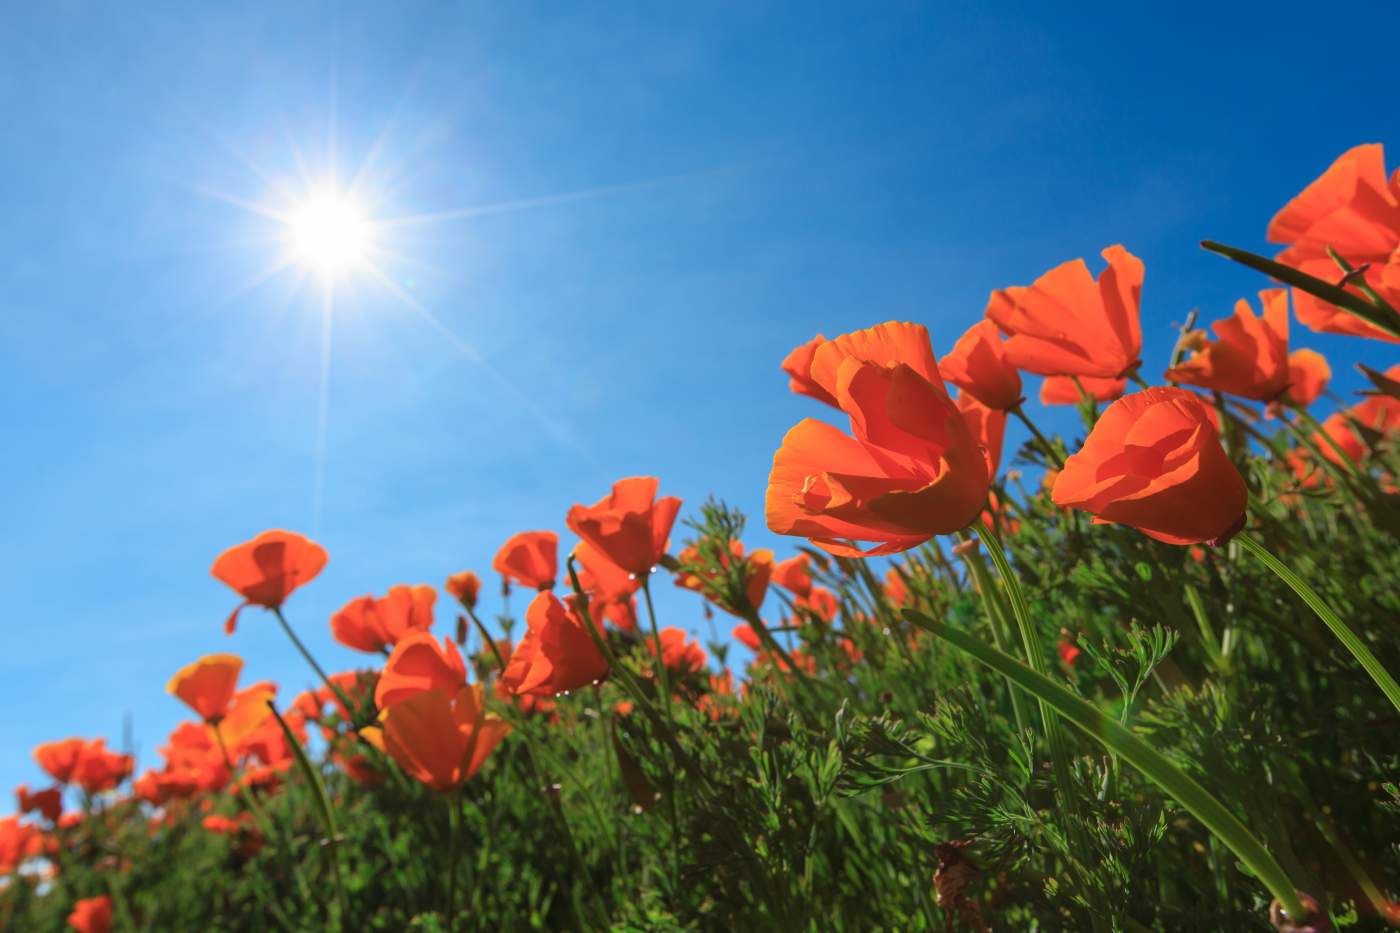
[284,187,373,278]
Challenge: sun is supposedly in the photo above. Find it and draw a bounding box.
[284,187,374,279]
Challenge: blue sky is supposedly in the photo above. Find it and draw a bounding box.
[2,3,1396,797]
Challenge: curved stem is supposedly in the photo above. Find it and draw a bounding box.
[272,607,359,725]
[903,608,1308,919]
[1237,532,1400,716]
[1010,405,1063,468]
[956,532,1029,736]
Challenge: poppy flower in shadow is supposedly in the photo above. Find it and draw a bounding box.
[380,683,510,792]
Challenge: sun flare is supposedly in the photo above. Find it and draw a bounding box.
[284,188,373,278]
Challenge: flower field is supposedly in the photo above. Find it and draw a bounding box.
[6,143,1400,931]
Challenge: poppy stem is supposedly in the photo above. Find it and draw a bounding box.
[271,607,361,727]
[465,605,507,672]
[1009,405,1064,468]
[445,790,461,931]
[640,577,675,724]
[902,607,1310,921]
[972,522,1103,920]
[954,532,1029,737]
[1236,531,1400,716]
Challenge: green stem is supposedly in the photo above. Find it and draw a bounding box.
[1010,405,1064,468]
[1237,532,1400,716]
[902,608,1308,919]
[641,577,674,722]
[272,607,361,727]
[446,791,461,932]
[956,533,1029,736]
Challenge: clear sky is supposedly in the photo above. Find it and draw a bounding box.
[3,3,1396,796]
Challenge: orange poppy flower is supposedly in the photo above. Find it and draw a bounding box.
[731,623,762,652]
[445,571,481,609]
[771,554,813,599]
[34,738,87,785]
[0,816,43,875]
[957,393,1006,482]
[1040,375,1126,406]
[490,641,559,718]
[573,541,642,629]
[375,632,467,711]
[940,320,1023,411]
[985,245,1144,379]
[567,478,682,577]
[1164,290,1291,401]
[380,683,510,792]
[499,592,610,696]
[492,531,559,591]
[674,541,774,616]
[1052,387,1248,545]
[212,682,278,750]
[884,567,909,607]
[67,895,112,933]
[331,584,437,654]
[1283,349,1331,407]
[15,784,63,823]
[794,586,839,623]
[649,627,708,675]
[781,333,839,407]
[167,653,243,723]
[765,322,991,556]
[1268,143,1400,343]
[211,530,327,634]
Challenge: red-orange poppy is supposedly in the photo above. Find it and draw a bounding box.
[771,554,814,599]
[766,322,991,556]
[649,627,708,675]
[211,530,328,634]
[1268,143,1400,343]
[1164,290,1291,401]
[1052,387,1248,545]
[884,567,909,607]
[202,813,264,858]
[957,393,1006,482]
[166,653,243,723]
[15,784,62,824]
[211,682,278,750]
[1283,349,1331,407]
[492,531,559,590]
[674,540,774,616]
[986,245,1144,379]
[0,816,43,875]
[499,592,610,696]
[67,895,112,933]
[34,738,87,785]
[380,683,510,792]
[567,478,682,577]
[940,320,1023,411]
[1040,375,1126,406]
[375,632,467,711]
[331,584,437,654]
[731,623,761,652]
[794,586,839,624]
[445,571,481,609]
[573,541,642,630]
[782,333,839,407]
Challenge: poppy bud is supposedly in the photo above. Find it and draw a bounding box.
[455,615,468,646]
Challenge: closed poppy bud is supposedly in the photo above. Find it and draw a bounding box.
[1164,290,1291,401]
[67,895,112,933]
[380,684,510,792]
[771,555,813,599]
[1040,375,1126,406]
[1283,349,1331,407]
[781,333,839,407]
[986,244,1144,379]
[166,654,243,722]
[566,478,682,577]
[940,320,1023,411]
[1052,387,1248,545]
[375,632,467,711]
[766,322,991,556]
[492,531,559,591]
[210,530,327,635]
[1268,143,1400,344]
[445,571,481,609]
[15,784,63,824]
[499,592,609,696]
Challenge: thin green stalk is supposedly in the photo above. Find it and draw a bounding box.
[272,607,360,726]
[445,791,461,932]
[1237,532,1400,716]
[902,608,1308,919]
[641,577,675,723]
[267,700,348,925]
[956,533,1029,736]
[1010,405,1064,468]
